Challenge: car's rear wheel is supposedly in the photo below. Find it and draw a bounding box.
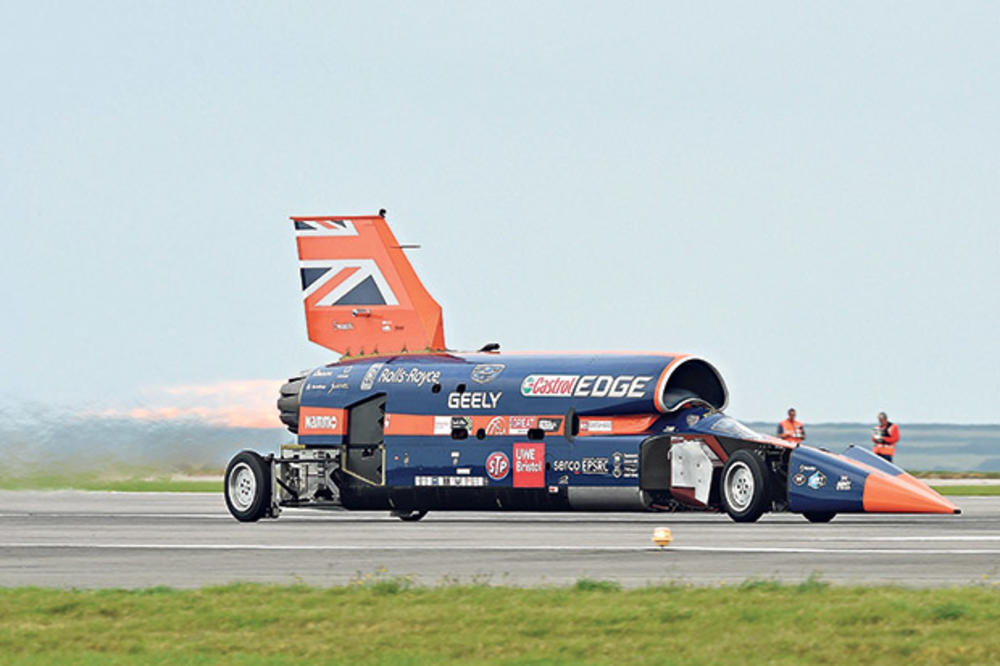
[225,451,271,522]
[803,511,836,523]
[392,510,428,522]
[721,449,770,523]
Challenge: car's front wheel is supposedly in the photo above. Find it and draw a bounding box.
[721,449,771,523]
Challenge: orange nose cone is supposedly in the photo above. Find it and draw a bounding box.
[863,473,960,514]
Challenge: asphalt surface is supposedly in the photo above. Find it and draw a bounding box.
[1,490,998,588]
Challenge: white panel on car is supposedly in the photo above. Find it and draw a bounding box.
[670,440,712,506]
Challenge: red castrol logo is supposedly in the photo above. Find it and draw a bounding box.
[520,374,653,399]
[520,374,578,397]
[485,451,510,480]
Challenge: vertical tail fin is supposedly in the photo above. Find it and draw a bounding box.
[292,215,445,356]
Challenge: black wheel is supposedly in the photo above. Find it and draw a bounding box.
[803,511,836,523]
[391,510,428,522]
[224,450,271,522]
[720,449,771,523]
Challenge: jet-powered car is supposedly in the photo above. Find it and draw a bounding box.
[224,214,959,523]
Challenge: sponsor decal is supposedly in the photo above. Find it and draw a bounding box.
[582,457,609,475]
[520,374,653,399]
[611,451,624,478]
[333,322,354,331]
[486,451,510,480]
[623,453,639,478]
[433,416,452,435]
[299,407,343,435]
[581,419,612,433]
[835,475,852,492]
[304,383,328,391]
[551,458,608,476]
[686,414,700,427]
[485,416,506,436]
[538,417,563,432]
[509,416,537,436]
[807,470,827,490]
[558,474,570,485]
[415,476,486,487]
[451,450,460,465]
[451,416,473,431]
[327,382,350,391]
[548,486,559,494]
[792,473,806,486]
[377,367,442,388]
[336,366,352,379]
[304,414,337,430]
[447,391,502,410]
[361,363,384,391]
[471,364,505,384]
[312,368,335,377]
[456,467,470,475]
[552,460,581,474]
[520,374,577,397]
[513,443,545,487]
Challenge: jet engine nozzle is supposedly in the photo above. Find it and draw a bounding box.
[277,374,305,433]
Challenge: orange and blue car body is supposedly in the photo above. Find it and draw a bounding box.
[223,214,959,523]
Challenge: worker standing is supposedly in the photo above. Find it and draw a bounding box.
[872,412,900,462]
[777,408,805,443]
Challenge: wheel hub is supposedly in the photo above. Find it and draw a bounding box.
[228,462,257,511]
[725,462,755,511]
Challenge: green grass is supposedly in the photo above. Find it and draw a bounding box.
[0,581,999,664]
[932,485,1000,496]
[0,474,219,493]
[911,470,1000,479]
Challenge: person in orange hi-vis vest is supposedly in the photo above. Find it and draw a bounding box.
[872,411,900,462]
[776,407,805,443]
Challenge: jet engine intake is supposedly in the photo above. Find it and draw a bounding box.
[658,357,728,412]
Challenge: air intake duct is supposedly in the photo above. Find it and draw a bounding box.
[657,357,728,412]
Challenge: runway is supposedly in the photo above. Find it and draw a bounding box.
[1,490,997,588]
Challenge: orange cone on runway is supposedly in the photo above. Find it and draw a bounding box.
[862,473,960,514]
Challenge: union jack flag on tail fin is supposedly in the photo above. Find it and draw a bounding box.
[291,215,446,356]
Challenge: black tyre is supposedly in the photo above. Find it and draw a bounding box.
[391,510,428,522]
[803,511,836,523]
[720,449,771,523]
[224,450,272,522]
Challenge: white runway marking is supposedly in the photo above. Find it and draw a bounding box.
[815,535,1000,542]
[2,542,1000,555]
[0,513,231,519]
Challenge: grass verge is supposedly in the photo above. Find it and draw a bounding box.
[0,475,219,493]
[0,580,999,664]
[912,471,1000,479]
[932,485,1000,496]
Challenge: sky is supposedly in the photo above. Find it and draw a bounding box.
[1,2,998,427]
